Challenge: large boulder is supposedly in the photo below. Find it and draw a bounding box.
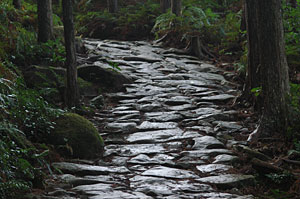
[50,113,104,159]
[78,64,132,92]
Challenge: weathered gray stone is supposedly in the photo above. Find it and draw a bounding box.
[180,149,234,158]
[130,175,213,196]
[78,65,132,92]
[144,112,183,122]
[128,154,175,165]
[192,136,224,150]
[58,174,119,187]
[196,164,233,174]
[52,163,130,176]
[196,174,255,189]
[106,122,137,132]
[142,166,199,179]
[126,128,183,143]
[104,142,182,157]
[213,121,243,132]
[213,154,239,164]
[137,121,178,130]
[200,94,235,102]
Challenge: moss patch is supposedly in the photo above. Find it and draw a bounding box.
[50,113,104,159]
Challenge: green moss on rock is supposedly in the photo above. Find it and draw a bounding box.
[50,113,104,159]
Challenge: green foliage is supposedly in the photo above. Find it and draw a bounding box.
[0,122,32,198]
[265,171,294,184]
[75,0,160,39]
[268,189,292,199]
[12,29,66,67]
[251,87,262,97]
[0,76,64,141]
[283,0,300,68]
[287,83,300,139]
[152,6,219,40]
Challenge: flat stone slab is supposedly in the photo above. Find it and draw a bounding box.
[104,142,182,157]
[137,121,178,130]
[128,154,175,165]
[213,121,243,132]
[126,128,183,143]
[159,192,254,199]
[130,175,213,196]
[106,122,137,132]
[141,166,199,179]
[180,149,234,158]
[196,164,233,174]
[52,163,130,176]
[192,136,224,149]
[196,174,255,189]
[144,112,183,122]
[200,94,235,102]
[73,183,153,199]
[213,154,239,164]
[112,110,140,116]
[59,174,122,187]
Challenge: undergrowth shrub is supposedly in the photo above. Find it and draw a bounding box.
[0,76,64,141]
[283,0,300,73]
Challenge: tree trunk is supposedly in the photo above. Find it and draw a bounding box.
[37,0,54,43]
[160,0,171,13]
[289,0,297,8]
[62,0,79,108]
[171,0,181,16]
[243,0,263,108]
[13,0,21,9]
[107,0,118,13]
[246,0,290,138]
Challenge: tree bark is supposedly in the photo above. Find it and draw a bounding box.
[245,0,290,137]
[289,0,297,8]
[171,0,181,16]
[13,0,22,9]
[243,0,263,108]
[37,0,54,43]
[62,0,79,108]
[160,0,171,13]
[107,0,118,13]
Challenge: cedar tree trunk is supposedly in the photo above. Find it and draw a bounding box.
[171,0,181,16]
[246,0,290,137]
[160,0,171,13]
[38,0,53,43]
[13,0,21,9]
[107,0,118,13]
[62,0,79,108]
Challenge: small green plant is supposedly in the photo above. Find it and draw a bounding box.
[251,86,262,97]
[108,61,121,72]
[265,171,294,184]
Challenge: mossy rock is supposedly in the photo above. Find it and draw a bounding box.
[50,113,104,159]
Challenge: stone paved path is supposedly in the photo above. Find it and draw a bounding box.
[47,40,255,199]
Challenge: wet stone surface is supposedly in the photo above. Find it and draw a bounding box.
[43,39,254,199]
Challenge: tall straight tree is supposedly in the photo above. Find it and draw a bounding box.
[171,0,181,16]
[245,0,290,138]
[107,0,118,13]
[160,0,171,13]
[62,0,79,108]
[13,0,21,9]
[37,0,53,43]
